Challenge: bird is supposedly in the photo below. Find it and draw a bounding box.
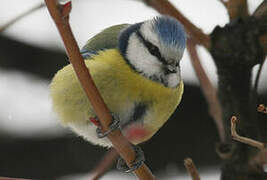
[50,15,186,149]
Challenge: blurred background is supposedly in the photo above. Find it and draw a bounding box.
[0,0,266,179]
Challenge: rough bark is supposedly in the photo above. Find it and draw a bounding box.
[210,15,267,180]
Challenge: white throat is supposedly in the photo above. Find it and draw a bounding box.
[126,32,181,88]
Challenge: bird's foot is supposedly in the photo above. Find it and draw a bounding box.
[90,113,120,138]
[117,144,145,173]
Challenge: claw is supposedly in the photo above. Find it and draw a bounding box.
[117,145,145,173]
[94,113,120,138]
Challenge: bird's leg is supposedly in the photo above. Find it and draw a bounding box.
[116,125,146,172]
[90,113,120,138]
[116,144,145,173]
[90,117,146,172]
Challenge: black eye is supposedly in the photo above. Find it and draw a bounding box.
[136,30,167,64]
[150,45,157,53]
[148,45,160,57]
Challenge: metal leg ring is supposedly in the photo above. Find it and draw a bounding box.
[117,145,145,173]
[96,113,120,138]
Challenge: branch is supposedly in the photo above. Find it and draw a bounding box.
[89,124,148,179]
[44,1,155,179]
[231,116,267,167]
[253,1,267,55]
[184,158,201,180]
[90,148,118,180]
[218,0,227,8]
[231,116,265,149]
[187,38,225,142]
[0,3,45,32]
[257,104,267,114]
[259,36,267,55]
[215,142,234,159]
[141,0,210,49]
[0,177,30,180]
[253,0,267,18]
[224,0,249,20]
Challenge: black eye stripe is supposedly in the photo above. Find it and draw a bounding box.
[136,31,167,65]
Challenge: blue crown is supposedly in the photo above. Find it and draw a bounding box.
[153,16,186,49]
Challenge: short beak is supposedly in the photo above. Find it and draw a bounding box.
[166,64,177,73]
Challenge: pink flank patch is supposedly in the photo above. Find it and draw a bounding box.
[126,126,148,141]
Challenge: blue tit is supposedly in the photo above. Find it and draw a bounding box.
[50,15,186,147]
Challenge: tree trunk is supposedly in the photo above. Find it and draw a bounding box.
[210,16,267,179]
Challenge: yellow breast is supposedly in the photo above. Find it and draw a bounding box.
[50,49,183,143]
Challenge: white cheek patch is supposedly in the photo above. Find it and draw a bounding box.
[126,34,162,77]
[125,22,183,88]
[166,68,181,88]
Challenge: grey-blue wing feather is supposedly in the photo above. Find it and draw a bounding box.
[81,24,129,59]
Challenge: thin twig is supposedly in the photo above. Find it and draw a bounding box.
[253,1,267,55]
[187,38,225,142]
[142,0,210,49]
[257,104,267,114]
[231,116,265,149]
[0,3,45,32]
[259,36,267,55]
[89,124,150,179]
[44,1,155,179]
[253,0,267,18]
[218,0,227,8]
[252,2,267,108]
[184,158,201,180]
[0,177,30,180]
[225,0,249,20]
[90,148,118,180]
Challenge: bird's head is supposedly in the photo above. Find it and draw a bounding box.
[119,15,186,88]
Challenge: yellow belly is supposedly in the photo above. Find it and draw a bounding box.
[50,49,183,146]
